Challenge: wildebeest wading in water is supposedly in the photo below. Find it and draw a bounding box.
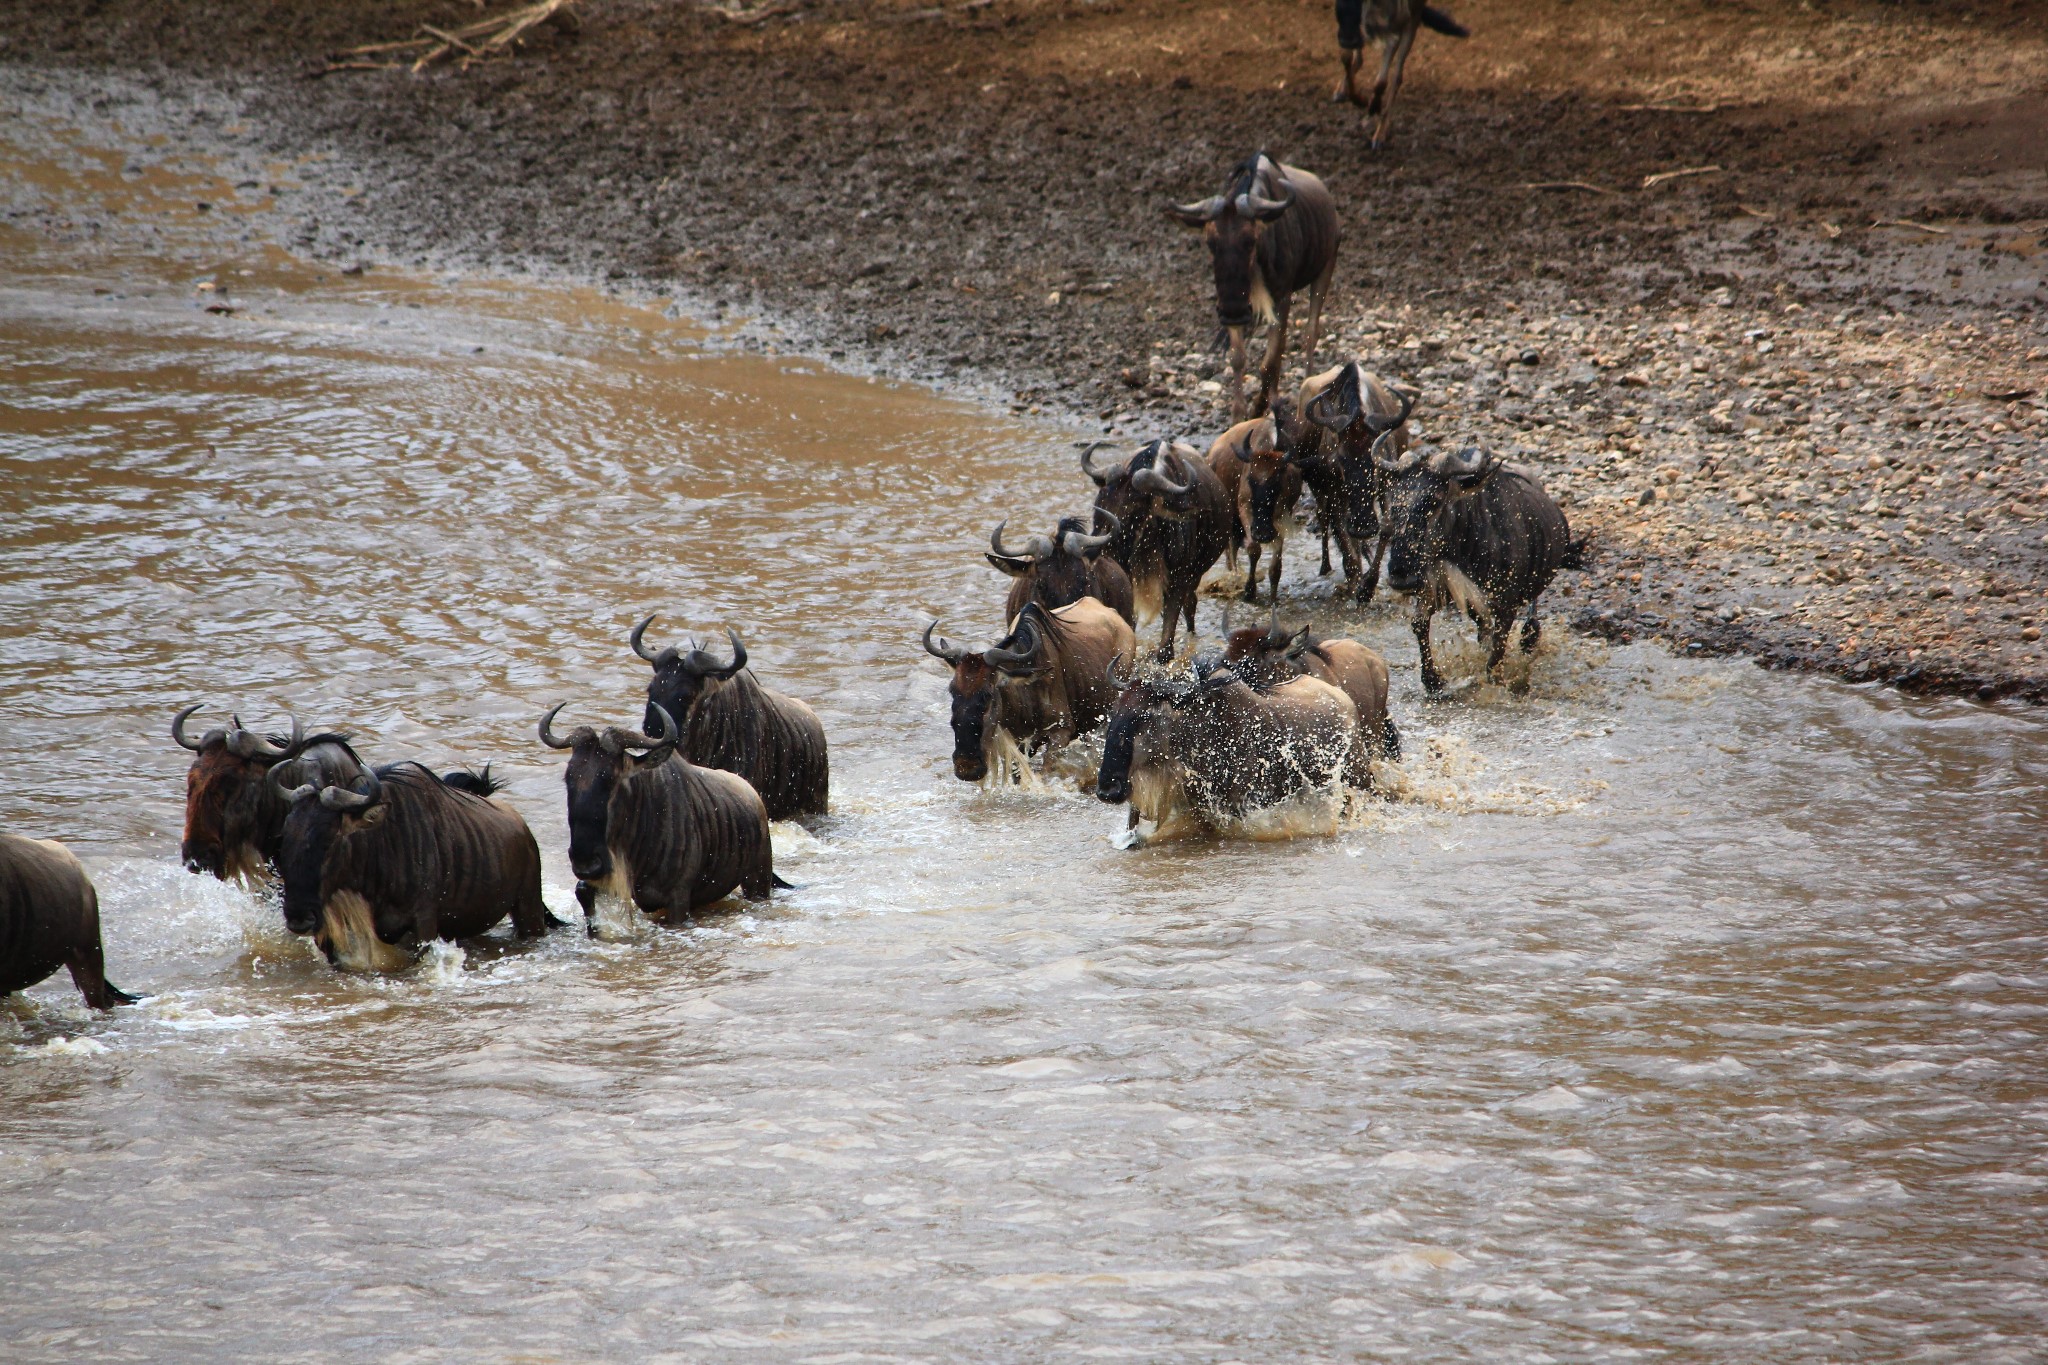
[985,515,1136,627]
[0,833,137,1010]
[1292,360,1418,604]
[1082,439,1233,662]
[172,706,367,883]
[631,617,829,821]
[1166,153,1340,423]
[539,701,779,934]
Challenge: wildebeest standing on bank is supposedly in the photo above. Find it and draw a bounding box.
[1222,617,1400,763]
[0,834,136,1010]
[923,597,1137,783]
[1374,440,1579,694]
[1331,0,1470,149]
[172,706,367,882]
[539,702,776,933]
[1095,668,1368,836]
[1291,361,1416,604]
[1207,403,1307,605]
[272,763,552,972]
[630,617,829,821]
[1167,154,1340,422]
[986,516,1136,626]
[1082,439,1233,662]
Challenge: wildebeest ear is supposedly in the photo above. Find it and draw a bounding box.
[985,553,1031,578]
[1164,196,1224,227]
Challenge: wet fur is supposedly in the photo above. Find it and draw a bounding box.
[181,734,366,882]
[1094,442,1234,660]
[669,669,829,822]
[608,754,777,913]
[0,834,135,1009]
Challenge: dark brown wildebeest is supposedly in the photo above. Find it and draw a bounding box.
[1373,440,1580,694]
[1167,154,1340,422]
[1208,403,1309,605]
[172,706,368,883]
[630,617,828,821]
[923,597,1136,783]
[540,702,778,935]
[1081,439,1233,662]
[1331,0,1470,149]
[0,834,137,1010]
[271,761,553,972]
[1095,665,1367,836]
[1288,362,1416,604]
[1222,615,1400,763]
[986,515,1136,627]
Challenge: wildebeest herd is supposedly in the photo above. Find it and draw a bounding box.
[4,16,1586,1008]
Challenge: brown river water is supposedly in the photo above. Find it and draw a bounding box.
[3,101,2047,1363]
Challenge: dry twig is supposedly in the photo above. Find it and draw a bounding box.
[1642,164,1722,189]
[319,0,578,76]
[1873,218,1952,235]
[1522,180,1620,195]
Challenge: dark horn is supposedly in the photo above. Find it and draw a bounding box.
[1132,465,1191,497]
[982,616,1041,674]
[921,619,967,665]
[712,627,747,680]
[1371,429,1423,474]
[319,769,380,812]
[1165,195,1225,226]
[990,520,1052,562]
[244,713,301,761]
[629,613,664,663]
[631,704,680,766]
[1077,441,1116,487]
[1106,650,1133,690]
[1061,527,1113,556]
[172,704,205,752]
[1362,387,1417,435]
[538,702,574,750]
[269,761,317,805]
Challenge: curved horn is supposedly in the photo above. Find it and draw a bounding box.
[1438,445,1495,481]
[629,613,664,663]
[1237,189,1295,219]
[237,713,300,762]
[629,703,680,766]
[1165,195,1226,226]
[172,703,205,751]
[319,768,381,812]
[1077,441,1117,486]
[1361,387,1417,435]
[1106,651,1134,691]
[538,701,574,750]
[1092,507,1121,535]
[921,619,967,665]
[1061,525,1113,556]
[269,761,317,805]
[1306,363,1364,432]
[982,615,1042,675]
[710,627,747,680]
[990,520,1052,562]
[1371,429,1424,474]
[1131,463,1191,497]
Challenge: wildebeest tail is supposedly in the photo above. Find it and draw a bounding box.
[101,979,141,1006]
[1380,715,1402,761]
[771,871,796,890]
[440,764,506,797]
[1561,534,1591,571]
[1419,6,1468,37]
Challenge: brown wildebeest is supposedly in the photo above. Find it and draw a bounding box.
[1209,402,1310,605]
[1167,153,1340,422]
[172,707,368,883]
[1289,361,1416,604]
[272,762,553,972]
[1081,439,1233,662]
[986,515,1136,627]
[1222,615,1400,764]
[631,617,829,821]
[923,597,1136,783]
[1331,0,1470,149]
[1095,665,1367,836]
[540,702,778,935]
[1374,439,1582,694]
[0,834,137,1010]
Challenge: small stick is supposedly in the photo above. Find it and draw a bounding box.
[1616,102,1720,114]
[1738,203,1775,220]
[338,37,437,55]
[1872,218,1951,235]
[1521,180,1620,195]
[1642,165,1721,189]
[420,24,482,55]
[311,60,406,77]
[1820,221,1842,239]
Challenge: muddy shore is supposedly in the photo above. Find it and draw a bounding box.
[3,0,2044,701]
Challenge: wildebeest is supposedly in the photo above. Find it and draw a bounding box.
[540,702,777,934]
[271,761,552,972]
[630,617,828,821]
[1081,438,1233,661]
[1208,404,1308,605]
[1095,666,1367,835]
[1222,616,1400,763]
[1167,154,1340,422]
[0,834,136,1010]
[1374,440,1580,694]
[173,706,368,882]
[1289,362,1416,604]
[986,515,1136,626]
[923,597,1136,783]
[1331,0,1470,149]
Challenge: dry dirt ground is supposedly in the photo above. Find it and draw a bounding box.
[4,0,2045,699]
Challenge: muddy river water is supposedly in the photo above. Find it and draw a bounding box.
[3,133,2047,1362]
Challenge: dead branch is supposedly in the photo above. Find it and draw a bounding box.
[1872,218,1952,235]
[321,0,578,76]
[1521,180,1620,195]
[1642,164,1722,189]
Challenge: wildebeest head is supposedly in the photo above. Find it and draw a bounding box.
[1302,368,1417,540]
[539,701,680,884]
[985,515,1115,603]
[271,763,386,936]
[631,615,747,737]
[1221,611,1313,689]
[1096,654,1214,805]
[922,613,1047,782]
[1083,439,1206,555]
[174,705,302,878]
[1378,441,1497,594]
[1166,154,1295,329]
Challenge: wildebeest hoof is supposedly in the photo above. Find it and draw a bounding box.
[1151,645,1176,664]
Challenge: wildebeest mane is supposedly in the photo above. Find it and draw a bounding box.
[439,763,506,798]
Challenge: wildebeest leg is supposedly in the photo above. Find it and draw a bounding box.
[1266,538,1284,602]
[1332,43,1366,105]
[1242,540,1264,602]
[741,853,774,900]
[1520,602,1542,654]
[1155,585,1189,662]
[511,886,551,941]
[1356,524,1391,605]
[575,880,599,938]
[66,944,136,1010]
[1226,325,1251,423]
[1333,524,1363,594]
[1252,297,1291,419]
[1319,526,1332,575]
[1369,25,1419,149]
[1414,605,1445,695]
[1300,260,1334,368]
[1484,626,1510,685]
